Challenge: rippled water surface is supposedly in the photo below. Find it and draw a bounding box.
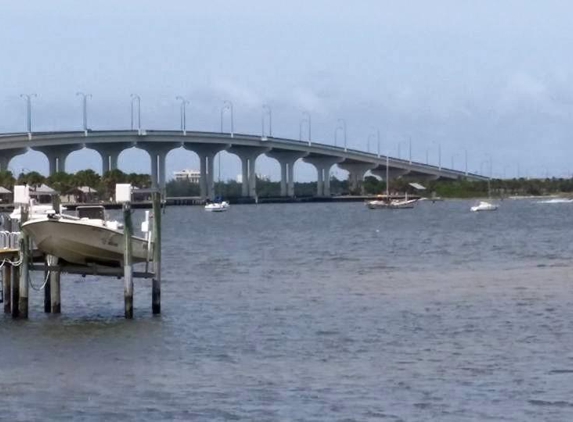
[2,199,573,421]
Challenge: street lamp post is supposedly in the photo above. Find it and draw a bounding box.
[20,93,37,136]
[176,96,189,135]
[262,104,272,139]
[221,100,234,137]
[300,111,311,145]
[464,148,468,176]
[367,133,376,154]
[337,118,347,151]
[431,142,441,169]
[76,92,92,136]
[451,154,458,170]
[130,94,141,134]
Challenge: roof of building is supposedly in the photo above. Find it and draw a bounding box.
[72,186,98,194]
[409,182,426,190]
[30,184,57,195]
[0,186,11,194]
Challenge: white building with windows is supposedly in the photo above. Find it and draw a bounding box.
[173,169,200,184]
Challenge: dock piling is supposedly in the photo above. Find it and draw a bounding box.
[152,191,161,314]
[11,265,19,318]
[43,260,51,313]
[18,205,29,318]
[123,202,134,319]
[3,265,11,313]
[50,256,61,314]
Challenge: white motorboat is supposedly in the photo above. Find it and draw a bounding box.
[21,206,150,267]
[204,201,229,212]
[470,200,498,212]
[9,199,66,222]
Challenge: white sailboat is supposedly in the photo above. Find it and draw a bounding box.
[366,155,418,210]
[470,178,498,212]
[204,152,230,212]
[21,205,150,267]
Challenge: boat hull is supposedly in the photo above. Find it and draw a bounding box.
[205,202,229,212]
[22,219,150,267]
[366,199,417,209]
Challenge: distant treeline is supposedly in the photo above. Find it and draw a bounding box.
[4,169,573,199]
[0,169,151,200]
[167,176,573,198]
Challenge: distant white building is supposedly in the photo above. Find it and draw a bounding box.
[174,169,200,184]
[236,173,270,183]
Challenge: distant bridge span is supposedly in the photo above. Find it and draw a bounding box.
[0,130,488,198]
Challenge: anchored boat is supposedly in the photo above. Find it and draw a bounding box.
[21,206,150,267]
[204,200,229,212]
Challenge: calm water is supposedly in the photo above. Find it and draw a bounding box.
[2,199,573,421]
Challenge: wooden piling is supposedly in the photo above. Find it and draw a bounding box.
[11,265,19,318]
[3,264,11,313]
[50,255,61,314]
[152,191,161,314]
[18,205,29,319]
[123,203,134,319]
[43,260,51,313]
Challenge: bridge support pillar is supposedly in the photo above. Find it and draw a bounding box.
[338,162,377,194]
[90,142,132,174]
[184,143,230,200]
[266,150,308,197]
[34,145,82,175]
[139,142,180,193]
[303,156,344,197]
[228,146,271,198]
[0,148,27,172]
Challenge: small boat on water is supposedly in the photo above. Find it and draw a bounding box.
[204,200,229,212]
[21,205,150,267]
[365,155,418,210]
[366,196,418,209]
[470,200,498,212]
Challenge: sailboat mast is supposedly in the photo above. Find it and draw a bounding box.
[218,153,221,197]
[385,154,389,197]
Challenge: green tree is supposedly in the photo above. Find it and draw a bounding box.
[0,170,15,189]
[47,172,73,194]
[73,169,101,188]
[17,171,45,186]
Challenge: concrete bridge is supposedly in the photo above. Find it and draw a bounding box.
[0,130,488,199]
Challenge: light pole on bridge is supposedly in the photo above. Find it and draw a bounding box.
[130,94,141,134]
[221,100,234,137]
[261,104,272,139]
[76,92,92,136]
[430,141,441,169]
[451,154,459,170]
[20,93,37,137]
[299,111,311,145]
[336,118,347,151]
[397,137,412,163]
[176,96,189,135]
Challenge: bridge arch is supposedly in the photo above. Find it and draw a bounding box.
[65,148,101,174]
[7,149,47,176]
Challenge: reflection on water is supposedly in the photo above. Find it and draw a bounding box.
[2,200,573,421]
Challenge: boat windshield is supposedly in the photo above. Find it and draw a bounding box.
[77,206,105,220]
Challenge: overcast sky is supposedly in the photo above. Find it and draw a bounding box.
[2,0,573,180]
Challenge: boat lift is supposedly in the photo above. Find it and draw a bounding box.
[2,184,162,319]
